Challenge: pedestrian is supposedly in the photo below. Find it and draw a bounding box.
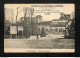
[37,34,39,39]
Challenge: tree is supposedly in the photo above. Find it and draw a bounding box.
[4,20,11,35]
[69,19,75,38]
[66,19,75,38]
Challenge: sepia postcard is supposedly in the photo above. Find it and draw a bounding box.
[0,57,78,58]
[4,4,75,53]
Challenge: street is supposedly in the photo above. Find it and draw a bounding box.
[4,34,75,49]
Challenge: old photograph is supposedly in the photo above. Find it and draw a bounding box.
[0,57,80,58]
[4,4,75,53]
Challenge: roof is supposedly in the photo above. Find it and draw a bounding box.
[38,21,67,27]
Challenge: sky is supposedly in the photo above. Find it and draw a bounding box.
[4,4,75,23]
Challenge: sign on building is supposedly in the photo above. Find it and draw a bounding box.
[10,26,17,34]
[18,26,23,31]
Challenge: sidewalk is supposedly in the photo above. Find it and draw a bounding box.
[23,34,64,40]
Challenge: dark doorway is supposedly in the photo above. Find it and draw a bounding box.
[18,31,23,38]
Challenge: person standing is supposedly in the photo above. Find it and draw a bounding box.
[37,34,39,39]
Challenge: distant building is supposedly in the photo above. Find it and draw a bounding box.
[36,15,43,23]
[60,13,71,20]
[32,15,43,23]
[37,20,67,34]
[37,13,71,34]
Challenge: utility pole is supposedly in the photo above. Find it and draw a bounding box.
[16,8,18,38]
[23,7,26,38]
[16,7,21,38]
[30,8,34,35]
[31,9,33,35]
